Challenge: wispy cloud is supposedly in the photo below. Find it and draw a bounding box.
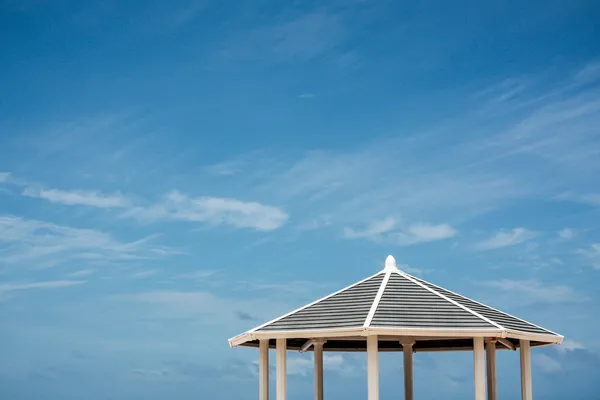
[475,228,536,251]
[555,339,586,355]
[172,270,216,280]
[3,173,288,232]
[534,354,562,374]
[128,269,158,279]
[22,187,128,208]
[264,354,356,378]
[0,215,172,268]
[114,290,287,325]
[479,279,584,304]
[0,280,85,301]
[344,217,457,246]
[343,216,396,240]
[577,243,600,270]
[298,92,315,99]
[0,280,85,292]
[558,228,575,240]
[66,269,95,278]
[122,190,288,231]
[2,173,128,208]
[222,12,345,64]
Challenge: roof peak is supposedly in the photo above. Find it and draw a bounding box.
[384,255,398,271]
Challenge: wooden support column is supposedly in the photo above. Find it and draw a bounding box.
[520,340,533,400]
[474,337,486,400]
[276,339,287,400]
[400,339,415,400]
[486,339,497,400]
[259,339,269,400]
[367,335,379,400]
[314,340,324,400]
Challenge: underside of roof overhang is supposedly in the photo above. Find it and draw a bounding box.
[234,336,555,352]
[228,327,563,349]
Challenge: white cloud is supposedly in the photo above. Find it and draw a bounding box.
[0,280,85,298]
[343,216,397,240]
[223,12,344,63]
[172,270,216,280]
[0,172,10,182]
[479,279,582,304]
[401,223,457,244]
[555,339,586,355]
[577,243,600,270]
[129,269,158,279]
[534,354,562,374]
[475,227,536,250]
[285,354,355,377]
[298,92,315,99]
[114,290,288,326]
[0,215,171,268]
[558,228,574,240]
[4,173,287,232]
[66,269,95,278]
[344,217,456,246]
[22,187,128,208]
[123,190,288,231]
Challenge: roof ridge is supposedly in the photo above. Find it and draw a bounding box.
[248,270,385,333]
[363,270,392,327]
[399,271,506,332]
[409,274,561,337]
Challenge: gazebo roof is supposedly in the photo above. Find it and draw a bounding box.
[229,256,562,352]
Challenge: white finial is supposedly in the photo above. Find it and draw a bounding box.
[384,255,397,271]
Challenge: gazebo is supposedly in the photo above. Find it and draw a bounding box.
[229,255,563,400]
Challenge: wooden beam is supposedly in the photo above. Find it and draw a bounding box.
[498,338,516,351]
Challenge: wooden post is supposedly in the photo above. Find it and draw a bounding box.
[314,341,324,400]
[474,337,486,400]
[520,340,532,400]
[401,339,415,400]
[276,339,287,400]
[367,336,379,400]
[259,339,269,400]
[486,339,497,400]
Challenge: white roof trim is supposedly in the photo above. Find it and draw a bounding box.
[399,271,506,331]
[505,329,564,344]
[363,270,391,327]
[407,274,562,337]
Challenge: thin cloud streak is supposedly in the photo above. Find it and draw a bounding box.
[479,279,584,304]
[22,187,128,208]
[344,217,457,246]
[122,190,288,231]
[475,228,536,251]
[0,280,86,295]
[0,215,173,268]
[3,173,288,231]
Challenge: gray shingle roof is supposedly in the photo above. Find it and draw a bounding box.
[370,273,496,329]
[258,274,384,331]
[411,275,554,335]
[231,256,561,347]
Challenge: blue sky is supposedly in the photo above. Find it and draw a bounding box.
[1,0,600,399]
